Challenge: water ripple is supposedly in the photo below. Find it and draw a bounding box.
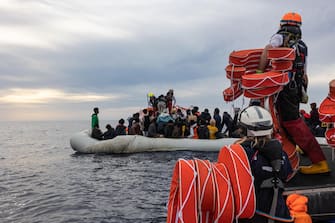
[0,121,218,223]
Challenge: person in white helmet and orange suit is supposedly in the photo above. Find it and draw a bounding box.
[258,12,329,175]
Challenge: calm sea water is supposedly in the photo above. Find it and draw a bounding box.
[0,121,218,223]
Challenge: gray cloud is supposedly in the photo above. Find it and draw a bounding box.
[0,0,334,121]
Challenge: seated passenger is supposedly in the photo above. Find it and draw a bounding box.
[148,117,161,138]
[91,124,103,140]
[128,118,143,135]
[115,119,127,136]
[103,124,116,140]
[157,110,174,134]
[207,119,218,139]
[197,119,209,139]
[164,120,175,138]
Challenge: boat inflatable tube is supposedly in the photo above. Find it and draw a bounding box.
[70,130,327,154]
[70,130,237,154]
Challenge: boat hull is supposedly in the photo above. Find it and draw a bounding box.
[70,130,237,154]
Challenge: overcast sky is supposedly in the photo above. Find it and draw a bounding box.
[0,0,334,122]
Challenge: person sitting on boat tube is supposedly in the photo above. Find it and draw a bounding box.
[91,124,103,140]
[102,124,116,140]
[236,106,293,223]
[257,12,329,175]
[115,118,127,136]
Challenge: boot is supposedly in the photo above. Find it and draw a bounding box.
[299,160,330,175]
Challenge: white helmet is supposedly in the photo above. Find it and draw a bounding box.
[239,106,273,137]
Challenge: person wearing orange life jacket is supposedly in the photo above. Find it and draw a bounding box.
[258,12,329,175]
[237,106,293,223]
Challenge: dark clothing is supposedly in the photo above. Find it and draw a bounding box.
[199,111,211,124]
[277,39,307,121]
[148,122,159,137]
[213,113,223,132]
[164,122,174,138]
[197,125,209,139]
[222,112,234,137]
[240,139,293,223]
[276,38,326,163]
[115,124,127,136]
[143,115,150,132]
[310,108,321,129]
[91,127,103,140]
[103,128,116,140]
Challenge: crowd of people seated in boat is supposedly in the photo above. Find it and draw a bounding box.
[91,92,327,141]
[91,103,244,140]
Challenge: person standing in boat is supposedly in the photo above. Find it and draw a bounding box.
[156,94,167,114]
[257,12,329,174]
[166,89,176,114]
[91,107,99,129]
[237,106,293,223]
[213,108,223,133]
[222,111,234,137]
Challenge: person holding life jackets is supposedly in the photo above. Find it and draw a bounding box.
[258,12,329,175]
[237,106,293,223]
